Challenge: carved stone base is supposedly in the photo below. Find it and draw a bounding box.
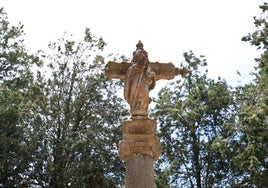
[119,119,162,187]
[119,119,162,161]
[119,135,161,161]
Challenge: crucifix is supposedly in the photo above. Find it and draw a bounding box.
[105,41,188,188]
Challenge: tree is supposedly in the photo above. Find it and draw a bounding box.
[0,7,40,187]
[228,3,268,187]
[26,29,128,187]
[153,51,235,187]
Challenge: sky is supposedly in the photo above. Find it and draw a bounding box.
[1,0,265,86]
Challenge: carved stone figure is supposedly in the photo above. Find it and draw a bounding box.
[124,41,155,118]
[105,41,189,120]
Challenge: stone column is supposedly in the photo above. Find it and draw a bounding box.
[119,119,162,188]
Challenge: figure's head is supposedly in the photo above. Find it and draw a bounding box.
[132,41,149,64]
[136,40,144,50]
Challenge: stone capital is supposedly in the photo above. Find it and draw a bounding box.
[119,119,162,161]
[119,136,161,161]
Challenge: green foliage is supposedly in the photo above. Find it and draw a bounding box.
[153,51,235,187]
[25,31,128,187]
[0,8,40,90]
[0,8,41,187]
[1,3,268,187]
[230,2,268,187]
[154,4,268,187]
[0,8,127,187]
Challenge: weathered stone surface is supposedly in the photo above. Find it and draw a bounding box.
[105,41,188,119]
[105,41,188,187]
[123,119,156,134]
[119,119,162,161]
[119,135,161,161]
[105,61,189,80]
[125,153,155,188]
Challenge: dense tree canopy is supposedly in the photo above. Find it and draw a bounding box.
[153,3,268,187]
[1,3,268,187]
[233,2,268,187]
[0,7,40,186]
[0,8,127,187]
[153,51,236,187]
[26,30,128,187]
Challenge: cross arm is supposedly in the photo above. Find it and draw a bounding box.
[105,61,189,80]
[105,61,130,80]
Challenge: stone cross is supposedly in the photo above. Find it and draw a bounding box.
[105,41,188,119]
[105,41,188,188]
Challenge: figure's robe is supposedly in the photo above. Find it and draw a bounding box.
[124,63,155,117]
